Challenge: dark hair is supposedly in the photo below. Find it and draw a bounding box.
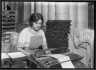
[29,13,44,27]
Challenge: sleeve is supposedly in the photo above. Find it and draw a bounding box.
[41,30,48,49]
[17,29,27,48]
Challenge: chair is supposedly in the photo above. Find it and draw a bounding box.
[68,28,94,68]
[2,31,19,53]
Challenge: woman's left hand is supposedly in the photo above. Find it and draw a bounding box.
[46,51,51,55]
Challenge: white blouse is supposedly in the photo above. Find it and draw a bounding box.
[17,27,47,49]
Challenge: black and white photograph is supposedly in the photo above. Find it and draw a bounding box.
[1,1,95,69]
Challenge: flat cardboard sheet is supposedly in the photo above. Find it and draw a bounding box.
[29,36,43,49]
[7,52,27,59]
[1,53,10,60]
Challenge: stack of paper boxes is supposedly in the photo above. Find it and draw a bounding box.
[46,20,71,54]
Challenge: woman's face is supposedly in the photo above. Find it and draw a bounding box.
[32,19,42,31]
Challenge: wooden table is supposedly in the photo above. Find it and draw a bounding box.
[1,52,28,68]
[28,52,87,68]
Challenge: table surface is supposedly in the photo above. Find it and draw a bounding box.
[1,52,87,68]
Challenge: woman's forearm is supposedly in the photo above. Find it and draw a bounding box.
[43,45,51,54]
[17,47,30,56]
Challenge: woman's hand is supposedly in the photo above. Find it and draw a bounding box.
[28,50,36,58]
[46,51,51,55]
[27,52,31,57]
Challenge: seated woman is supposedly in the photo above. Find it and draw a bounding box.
[17,13,50,68]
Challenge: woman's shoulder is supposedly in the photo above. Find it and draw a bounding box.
[39,29,45,34]
[20,27,29,34]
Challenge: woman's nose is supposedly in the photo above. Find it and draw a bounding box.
[37,23,41,26]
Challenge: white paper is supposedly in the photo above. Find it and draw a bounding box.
[45,54,75,68]
[1,53,10,60]
[8,52,27,59]
[61,60,75,68]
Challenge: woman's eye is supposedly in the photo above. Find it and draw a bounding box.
[35,22,38,24]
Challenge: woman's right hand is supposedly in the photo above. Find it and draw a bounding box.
[27,52,31,57]
[28,51,36,58]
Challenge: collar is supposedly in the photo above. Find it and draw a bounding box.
[27,27,40,35]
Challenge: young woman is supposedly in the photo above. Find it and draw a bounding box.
[17,13,50,68]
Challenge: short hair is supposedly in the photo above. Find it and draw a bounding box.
[29,13,44,27]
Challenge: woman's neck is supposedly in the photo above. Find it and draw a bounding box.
[28,27,40,35]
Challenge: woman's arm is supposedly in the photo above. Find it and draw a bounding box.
[17,47,31,57]
[41,30,51,54]
[43,45,51,54]
[17,28,32,57]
